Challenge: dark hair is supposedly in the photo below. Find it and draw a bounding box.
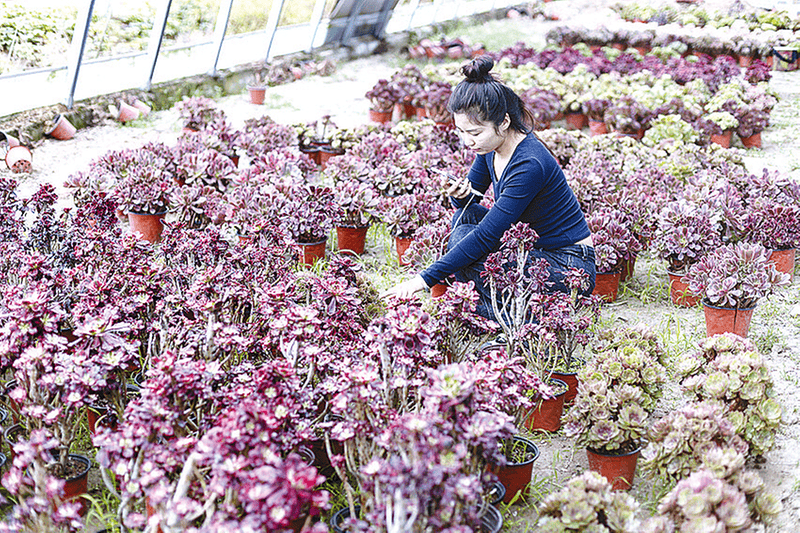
[447,55,535,134]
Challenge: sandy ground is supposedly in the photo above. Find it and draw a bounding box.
[2,1,800,531]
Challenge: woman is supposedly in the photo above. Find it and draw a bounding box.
[383,56,595,321]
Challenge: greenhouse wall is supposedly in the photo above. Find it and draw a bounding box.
[0,0,518,119]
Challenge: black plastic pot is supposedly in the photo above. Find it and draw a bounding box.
[487,480,506,506]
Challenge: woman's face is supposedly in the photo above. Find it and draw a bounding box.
[454,113,507,155]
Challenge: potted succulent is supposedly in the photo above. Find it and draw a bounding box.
[536,471,641,531]
[652,199,723,307]
[563,325,666,490]
[703,111,739,148]
[521,87,561,130]
[735,106,770,148]
[641,400,750,487]
[109,148,174,243]
[641,114,699,151]
[390,63,428,119]
[581,97,612,135]
[331,178,381,255]
[585,206,642,303]
[684,241,790,337]
[365,78,399,123]
[246,68,267,104]
[603,97,652,138]
[420,80,454,125]
[379,191,447,265]
[173,96,226,132]
[643,467,782,533]
[279,182,341,265]
[402,217,451,295]
[295,115,346,166]
[677,333,782,457]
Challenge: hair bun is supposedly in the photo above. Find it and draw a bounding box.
[461,55,494,83]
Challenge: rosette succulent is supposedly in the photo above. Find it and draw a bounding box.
[536,471,641,532]
[678,334,782,456]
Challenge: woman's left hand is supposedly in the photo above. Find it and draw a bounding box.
[381,275,428,299]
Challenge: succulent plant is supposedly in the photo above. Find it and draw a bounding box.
[536,471,641,532]
[678,333,782,456]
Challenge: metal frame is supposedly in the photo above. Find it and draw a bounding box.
[265,0,288,62]
[308,0,329,52]
[143,0,174,90]
[64,0,96,108]
[340,0,370,46]
[209,0,236,75]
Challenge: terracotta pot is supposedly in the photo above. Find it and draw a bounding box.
[634,45,650,56]
[586,445,641,491]
[588,119,608,136]
[128,211,167,243]
[491,436,540,504]
[612,42,626,51]
[710,130,733,148]
[703,302,756,338]
[738,55,753,67]
[46,114,76,140]
[369,108,392,124]
[336,225,369,255]
[0,131,20,149]
[247,85,266,105]
[5,145,32,174]
[739,131,762,149]
[565,112,588,130]
[395,236,413,266]
[769,248,795,282]
[317,147,344,169]
[115,101,141,123]
[415,106,427,119]
[431,283,448,298]
[592,270,621,303]
[667,270,699,307]
[298,239,327,265]
[133,99,152,115]
[395,102,415,119]
[524,379,568,432]
[551,358,585,405]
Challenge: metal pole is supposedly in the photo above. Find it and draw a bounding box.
[143,0,173,90]
[307,0,328,52]
[431,0,443,24]
[340,0,369,46]
[264,0,287,62]
[64,0,96,109]
[209,0,235,75]
[406,0,421,31]
[374,0,394,38]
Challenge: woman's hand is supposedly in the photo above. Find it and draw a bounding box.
[381,275,428,299]
[446,177,471,199]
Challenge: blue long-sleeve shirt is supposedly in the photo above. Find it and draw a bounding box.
[420,133,590,287]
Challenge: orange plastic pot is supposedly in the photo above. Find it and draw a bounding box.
[586,445,641,491]
[739,132,762,149]
[336,226,369,255]
[395,236,413,266]
[551,358,585,405]
[5,145,32,174]
[710,130,733,148]
[667,270,699,307]
[592,270,621,303]
[128,211,167,243]
[116,101,141,123]
[565,112,588,130]
[369,108,392,124]
[133,99,152,115]
[769,248,796,282]
[524,379,567,432]
[247,85,266,105]
[703,302,756,338]
[491,436,540,504]
[431,283,448,298]
[588,119,608,136]
[299,239,327,265]
[46,114,77,140]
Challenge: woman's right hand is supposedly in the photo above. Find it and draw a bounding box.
[446,177,471,199]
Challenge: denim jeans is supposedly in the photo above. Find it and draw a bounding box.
[448,203,597,321]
